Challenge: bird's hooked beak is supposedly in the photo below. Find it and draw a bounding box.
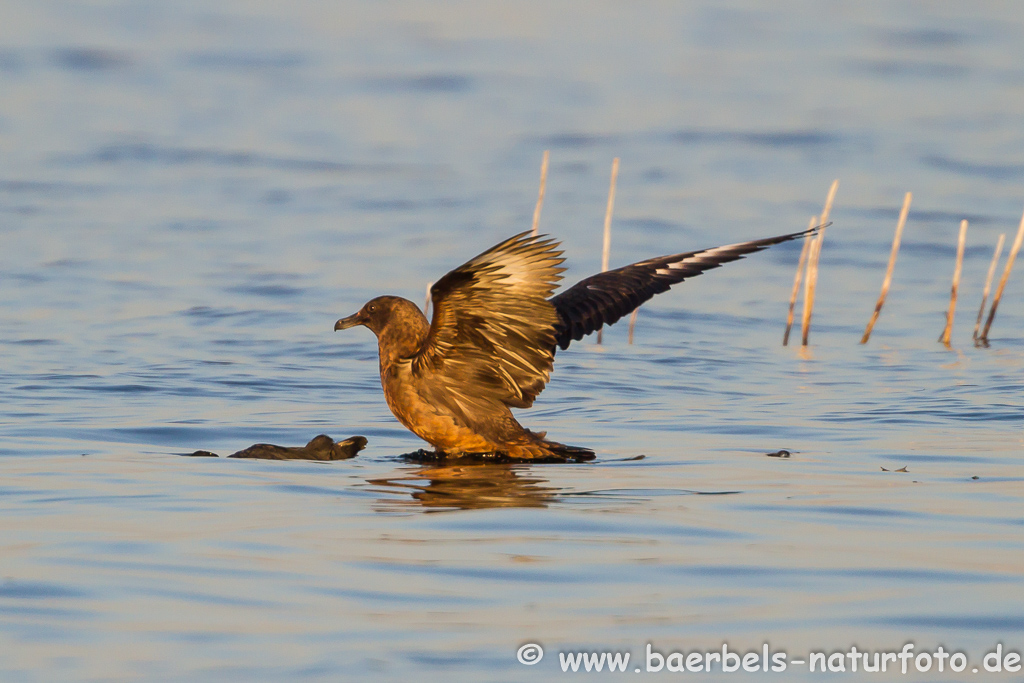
[334,312,364,331]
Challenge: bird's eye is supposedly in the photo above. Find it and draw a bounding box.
[367,304,377,313]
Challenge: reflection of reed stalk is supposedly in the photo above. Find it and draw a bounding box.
[861,192,911,344]
[596,158,619,345]
[973,233,1005,342]
[979,207,1024,343]
[801,179,839,346]
[782,216,816,346]
[939,220,968,346]
[531,150,550,237]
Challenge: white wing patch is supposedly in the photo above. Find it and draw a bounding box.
[651,242,747,275]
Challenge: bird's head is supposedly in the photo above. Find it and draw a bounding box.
[334,295,424,338]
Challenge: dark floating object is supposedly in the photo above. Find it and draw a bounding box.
[186,435,367,461]
[336,228,815,461]
[766,450,791,458]
[228,435,367,460]
[880,465,909,472]
[971,475,980,480]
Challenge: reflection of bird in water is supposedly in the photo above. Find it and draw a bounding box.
[368,462,559,511]
[336,229,814,460]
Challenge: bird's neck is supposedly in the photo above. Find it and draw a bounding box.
[376,309,431,368]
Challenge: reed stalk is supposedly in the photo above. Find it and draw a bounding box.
[800,232,822,346]
[973,233,1005,342]
[782,216,816,346]
[597,157,619,344]
[530,150,550,237]
[627,308,638,344]
[979,207,1024,343]
[860,192,912,344]
[800,179,839,346]
[939,219,968,346]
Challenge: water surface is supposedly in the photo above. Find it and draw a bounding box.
[1,1,1023,680]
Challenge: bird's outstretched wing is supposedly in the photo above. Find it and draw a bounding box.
[413,231,565,409]
[549,228,817,350]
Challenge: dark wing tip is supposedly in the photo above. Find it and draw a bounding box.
[550,227,818,349]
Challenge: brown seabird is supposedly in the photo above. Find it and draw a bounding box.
[335,228,814,460]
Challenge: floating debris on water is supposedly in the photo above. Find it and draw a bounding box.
[185,435,367,460]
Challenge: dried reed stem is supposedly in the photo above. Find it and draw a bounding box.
[627,308,638,344]
[800,179,839,346]
[424,281,433,317]
[973,233,1005,342]
[782,216,816,346]
[596,157,620,344]
[939,219,968,346]
[980,207,1024,343]
[530,150,550,237]
[818,179,840,234]
[860,191,912,344]
[800,232,822,346]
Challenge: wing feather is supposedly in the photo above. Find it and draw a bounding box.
[549,227,816,349]
[413,231,565,409]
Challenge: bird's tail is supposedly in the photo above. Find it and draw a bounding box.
[513,430,595,462]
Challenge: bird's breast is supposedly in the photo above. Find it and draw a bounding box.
[380,360,494,453]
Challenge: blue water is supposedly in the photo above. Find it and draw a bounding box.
[1,2,1023,680]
